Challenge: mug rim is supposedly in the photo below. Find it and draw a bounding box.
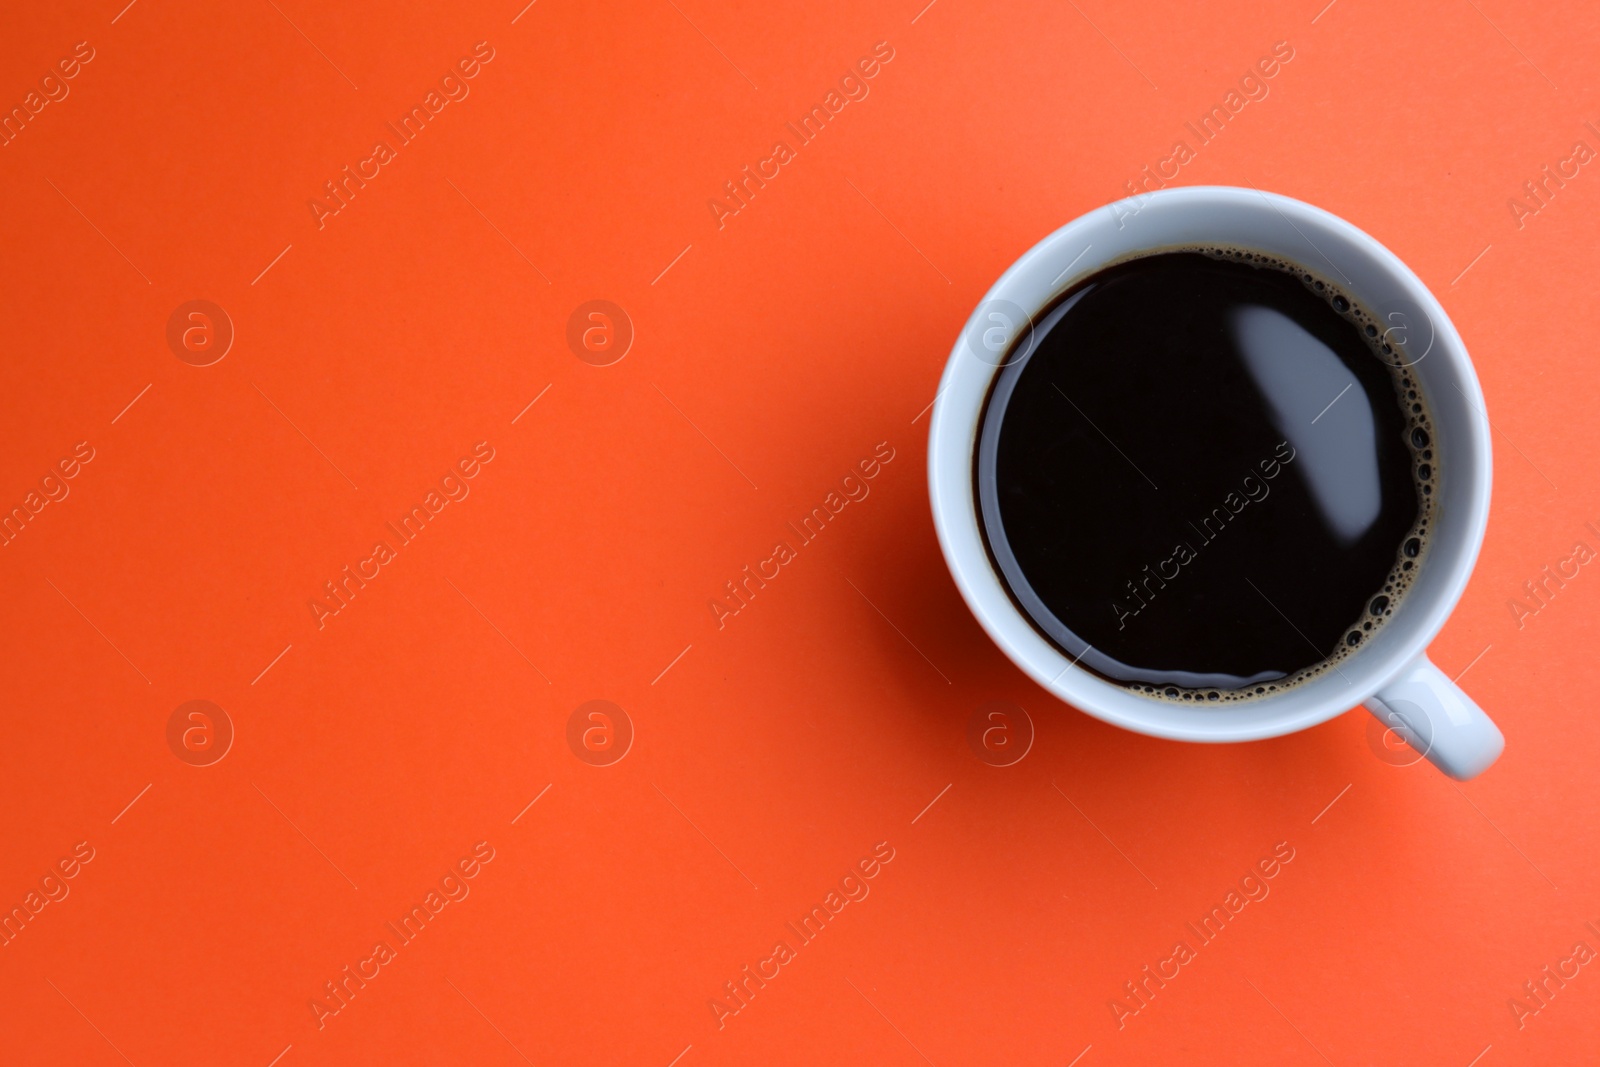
[927,185,1493,742]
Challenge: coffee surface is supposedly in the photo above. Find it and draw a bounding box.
[976,250,1432,699]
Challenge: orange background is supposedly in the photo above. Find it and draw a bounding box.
[2,1,1599,1064]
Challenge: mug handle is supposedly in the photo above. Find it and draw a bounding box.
[1363,654,1504,780]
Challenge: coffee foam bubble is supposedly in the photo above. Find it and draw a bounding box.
[1116,246,1437,705]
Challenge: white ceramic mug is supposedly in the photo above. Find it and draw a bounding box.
[927,186,1504,779]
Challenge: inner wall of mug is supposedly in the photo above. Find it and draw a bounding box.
[929,186,1491,741]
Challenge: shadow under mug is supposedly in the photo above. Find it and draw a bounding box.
[927,186,1503,780]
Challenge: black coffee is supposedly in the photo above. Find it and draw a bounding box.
[976,249,1434,700]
